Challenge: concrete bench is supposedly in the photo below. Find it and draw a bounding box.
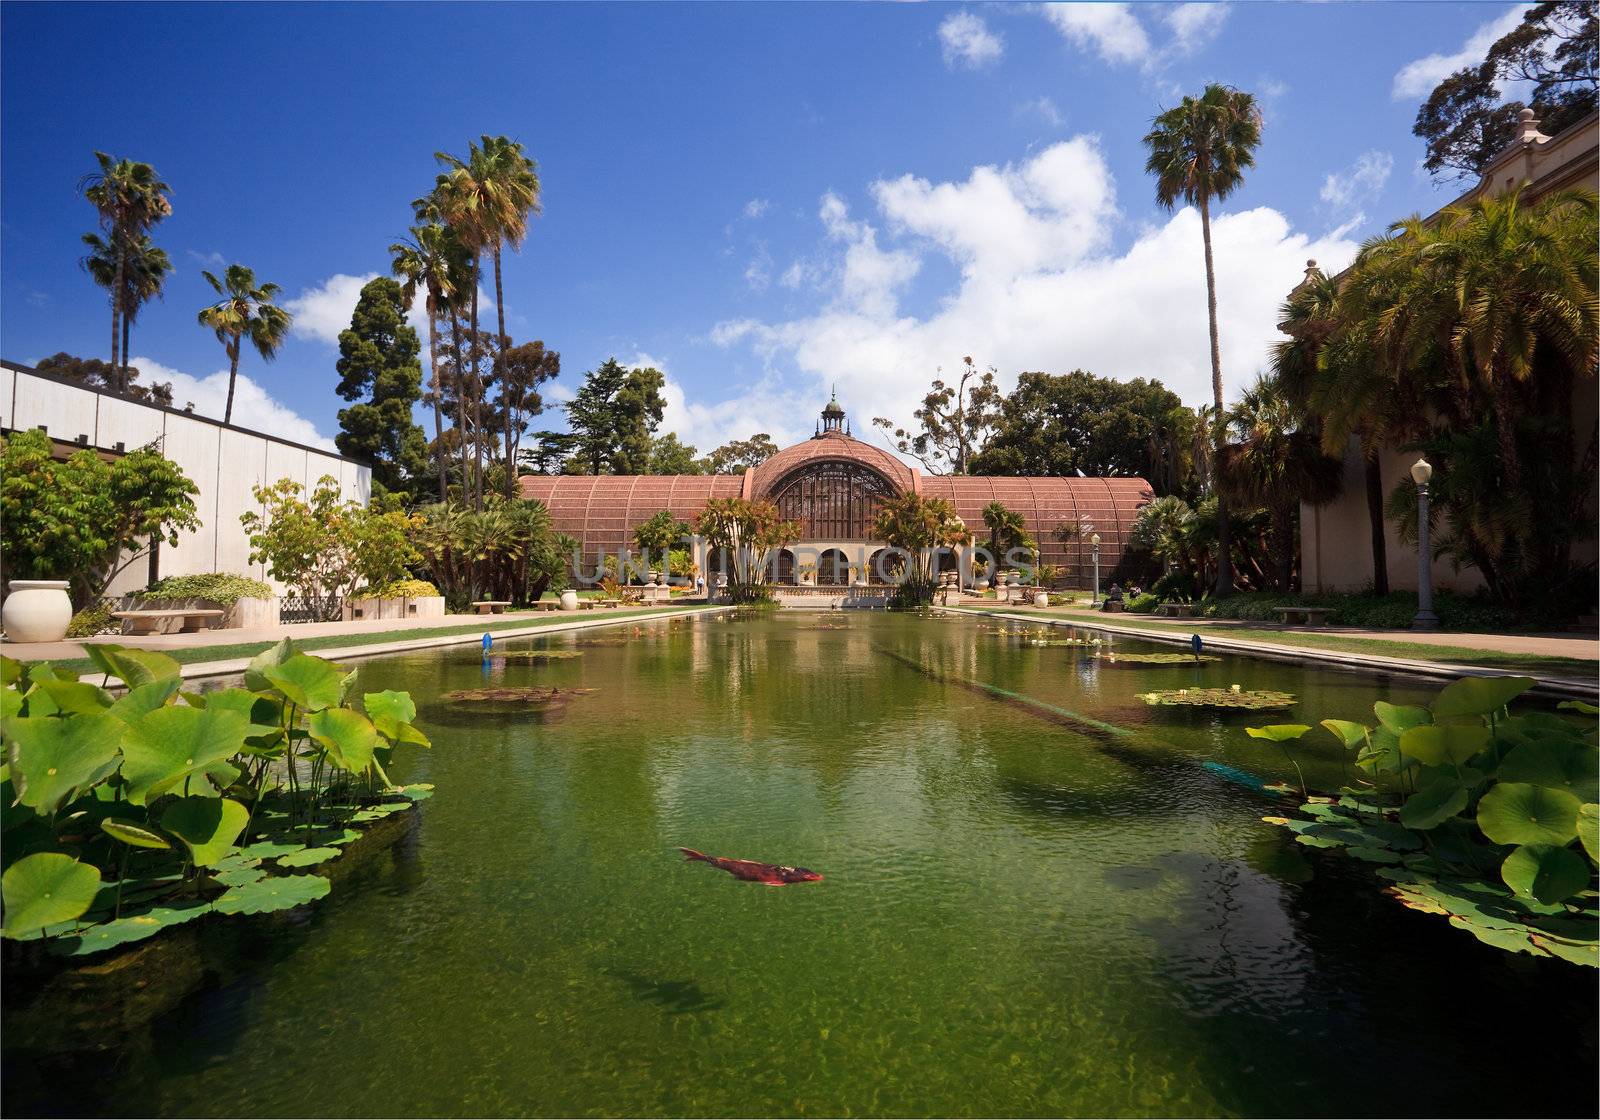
[1275,606,1332,628]
[471,601,514,615]
[1157,601,1195,618]
[113,608,225,636]
[529,601,561,612]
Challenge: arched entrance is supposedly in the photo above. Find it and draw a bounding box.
[768,460,895,541]
[816,548,851,585]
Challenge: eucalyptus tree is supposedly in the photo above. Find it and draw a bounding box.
[81,232,172,388]
[196,264,292,424]
[872,356,1002,474]
[391,222,467,500]
[78,151,173,391]
[1143,84,1262,596]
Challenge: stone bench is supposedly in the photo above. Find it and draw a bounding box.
[471,601,514,615]
[1275,606,1332,628]
[1157,601,1195,618]
[112,608,225,636]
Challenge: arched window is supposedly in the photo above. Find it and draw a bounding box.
[768,460,895,541]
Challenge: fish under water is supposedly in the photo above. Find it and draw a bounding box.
[677,847,823,885]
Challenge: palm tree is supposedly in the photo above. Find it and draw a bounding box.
[1143,84,1262,597]
[432,136,542,504]
[392,222,466,500]
[981,500,1030,565]
[81,233,173,389]
[1131,494,1199,594]
[1221,374,1345,591]
[78,152,172,392]
[196,265,292,424]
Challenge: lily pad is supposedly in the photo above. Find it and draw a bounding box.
[262,653,345,712]
[1578,804,1599,863]
[441,686,597,710]
[1477,782,1582,846]
[25,679,113,716]
[275,847,342,868]
[6,713,125,813]
[64,903,208,956]
[242,638,296,691]
[161,797,249,867]
[488,650,584,662]
[100,818,172,850]
[1399,777,1468,831]
[1399,723,1489,767]
[1094,652,1219,666]
[121,705,249,805]
[306,707,378,773]
[83,645,181,688]
[1501,843,1590,905]
[1139,688,1295,711]
[2,853,102,938]
[1245,724,1310,742]
[1430,675,1536,719]
[1320,719,1370,749]
[213,873,331,916]
[1497,740,1599,802]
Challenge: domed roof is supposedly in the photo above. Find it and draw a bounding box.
[750,431,915,498]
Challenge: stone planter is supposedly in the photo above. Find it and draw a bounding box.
[345,595,445,622]
[559,589,580,611]
[3,580,72,643]
[128,594,280,631]
[1033,592,1049,608]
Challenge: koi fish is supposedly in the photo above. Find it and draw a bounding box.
[677,847,823,885]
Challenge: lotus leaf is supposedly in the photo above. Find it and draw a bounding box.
[63,902,208,956]
[393,784,434,801]
[275,847,341,868]
[1430,675,1536,719]
[364,690,429,746]
[26,679,114,716]
[2,853,102,938]
[213,873,331,915]
[490,650,584,662]
[120,705,249,805]
[1374,702,1430,734]
[108,678,183,723]
[0,656,20,686]
[239,840,307,860]
[1346,845,1405,864]
[1477,782,1582,846]
[1245,724,1310,742]
[1399,777,1469,830]
[1497,740,1599,802]
[1500,843,1590,905]
[1356,728,1406,775]
[1320,719,1369,748]
[162,797,249,867]
[263,653,345,712]
[100,818,171,850]
[1529,931,1599,966]
[1558,700,1599,715]
[83,644,180,688]
[306,708,378,773]
[242,638,296,692]
[214,864,268,888]
[1095,652,1219,666]
[1398,723,1489,767]
[442,686,597,708]
[1139,689,1295,711]
[8,713,125,814]
[1579,804,1599,862]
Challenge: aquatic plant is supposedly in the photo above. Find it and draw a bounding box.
[486,650,583,662]
[441,686,595,711]
[1253,677,1598,964]
[1096,652,1220,666]
[1139,688,1296,711]
[0,640,431,956]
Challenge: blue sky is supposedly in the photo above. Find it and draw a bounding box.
[1,1,1527,453]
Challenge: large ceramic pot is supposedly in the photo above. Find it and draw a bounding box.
[3,580,73,643]
[558,589,580,611]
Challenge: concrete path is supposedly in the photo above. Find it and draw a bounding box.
[952,605,1598,699]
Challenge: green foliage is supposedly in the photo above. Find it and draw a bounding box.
[412,497,564,607]
[334,276,429,495]
[361,578,441,599]
[564,358,667,474]
[644,433,702,475]
[1257,673,1598,963]
[1185,590,1547,631]
[701,432,778,474]
[66,601,118,638]
[36,350,172,405]
[1142,688,1296,711]
[0,429,201,604]
[695,498,799,604]
[873,356,1002,474]
[1125,592,1159,613]
[240,475,420,620]
[633,510,690,560]
[871,493,969,605]
[140,573,273,606]
[196,263,291,425]
[0,640,427,954]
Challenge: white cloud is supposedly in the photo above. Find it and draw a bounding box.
[128,355,337,450]
[708,134,1360,434]
[660,375,814,453]
[1015,96,1064,127]
[1392,5,1524,100]
[744,241,774,292]
[1164,3,1229,55]
[186,249,227,268]
[1319,150,1394,216]
[1038,3,1150,66]
[743,198,770,219]
[939,10,1004,69]
[284,273,377,345]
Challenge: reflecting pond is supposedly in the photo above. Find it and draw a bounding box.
[5,612,1595,1117]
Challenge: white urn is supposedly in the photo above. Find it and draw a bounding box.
[558,589,580,611]
[3,580,73,643]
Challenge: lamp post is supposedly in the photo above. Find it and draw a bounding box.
[1090,533,1102,606]
[1410,458,1438,631]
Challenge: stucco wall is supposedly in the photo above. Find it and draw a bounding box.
[2,364,370,597]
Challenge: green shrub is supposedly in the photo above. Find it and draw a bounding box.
[1151,571,1197,603]
[139,573,273,606]
[1126,592,1160,613]
[361,578,441,599]
[65,601,118,637]
[1192,590,1528,631]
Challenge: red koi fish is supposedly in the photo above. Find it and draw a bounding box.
[677,847,823,885]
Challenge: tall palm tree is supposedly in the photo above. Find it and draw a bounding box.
[1222,374,1345,592]
[432,136,541,504]
[81,233,173,389]
[196,265,292,424]
[980,500,1030,564]
[392,222,466,501]
[1143,84,1262,597]
[78,152,173,391]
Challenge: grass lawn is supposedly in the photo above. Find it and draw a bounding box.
[958,604,1598,680]
[20,605,710,676]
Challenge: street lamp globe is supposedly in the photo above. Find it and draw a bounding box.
[1410,458,1433,485]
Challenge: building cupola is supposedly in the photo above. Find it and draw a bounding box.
[817,386,849,436]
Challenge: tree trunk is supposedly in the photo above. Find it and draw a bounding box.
[121,309,132,393]
[469,256,484,508]
[1199,195,1233,597]
[110,227,126,390]
[427,293,447,503]
[1274,501,1294,592]
[223,343,241,424]
[450,305,470,504]
[494,245,515,499]
[1362,441,1389,595]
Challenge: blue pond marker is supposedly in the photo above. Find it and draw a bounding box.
[482,633,493,652]
[1191,633,1204,658]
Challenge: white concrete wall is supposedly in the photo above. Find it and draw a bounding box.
[3,366,370,597]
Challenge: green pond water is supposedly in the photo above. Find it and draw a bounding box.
[5,611,1595,1117]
